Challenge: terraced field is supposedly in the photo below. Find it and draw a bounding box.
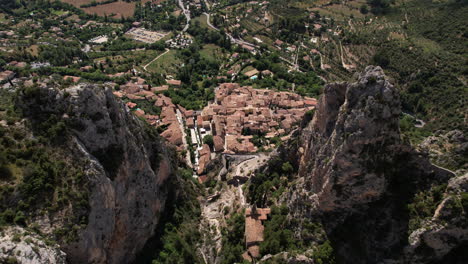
[61,0,152,18]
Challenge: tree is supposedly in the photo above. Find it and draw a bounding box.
[203,135,214,149]
[281,162,293,174]
[360,4,369,14]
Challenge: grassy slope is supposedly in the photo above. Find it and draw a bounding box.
[146,49,182,75]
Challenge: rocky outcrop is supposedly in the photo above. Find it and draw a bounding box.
[418,130,467,176]
[18,84,176,264]
[287,66,456,263]
[294,66,402,213]
[0,226,66,264]
[259,252,314,263]
[405,173,468,263]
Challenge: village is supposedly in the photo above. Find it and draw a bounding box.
[112,77,317,180]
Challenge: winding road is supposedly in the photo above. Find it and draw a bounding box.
[179,0,191,32]
[203,12,259,50]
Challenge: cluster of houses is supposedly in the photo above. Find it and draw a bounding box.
[189,83,317,155]
[112,76,186,150]
[109,79,317,181]
[166,33,193,49]
[223,0,271,33]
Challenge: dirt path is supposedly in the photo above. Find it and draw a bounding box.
[176,109,192,167]
[198,153,270,263]
[203,12,219,31]
[199,185,239,264]
[143,48,170,71]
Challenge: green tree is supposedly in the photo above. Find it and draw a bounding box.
[313,240,336,264]
[203,135,214,149]
[281,162,293,174]
[360,4,369,14]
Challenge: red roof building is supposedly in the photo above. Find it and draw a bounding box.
[166,79,181,86]
[243,207,271,261]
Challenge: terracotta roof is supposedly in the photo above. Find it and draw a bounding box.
[126,94,144,100]
[134,109,145,117]
[166,79,181,86]
[244,69,259,77]
[121,83,140,94]
[213,135,224,152]
[161,122,183,146]
[197,144,211,174]
[126,102,137,109]
[151,85,169,92]
[244,207,271,259]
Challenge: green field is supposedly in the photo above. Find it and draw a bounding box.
[0,13,7,23]
[50,8,69,16]
[240,18,265,33]
[191,14,213,30]
[199,44,224,61]
[146,50,182,74]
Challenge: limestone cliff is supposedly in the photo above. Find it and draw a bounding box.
[286,66,461,263]
[16,84,176,263]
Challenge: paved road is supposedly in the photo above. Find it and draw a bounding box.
[143,48,169,71]
[203,12,218,31]
[203,12,259,50]
[179,0,191,32]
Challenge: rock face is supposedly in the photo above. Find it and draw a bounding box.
[405,173,468,263]
[287,66,457,263]
[295,66,402,213]
[259,251,314,263]
[19,84,175,264]
[418,130,467,176]
[0,226,66,264]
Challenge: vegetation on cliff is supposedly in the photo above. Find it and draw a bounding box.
[0,88,89,245]
[135,168,204,264]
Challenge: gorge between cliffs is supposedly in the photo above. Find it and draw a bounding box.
[0,66,466,264]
